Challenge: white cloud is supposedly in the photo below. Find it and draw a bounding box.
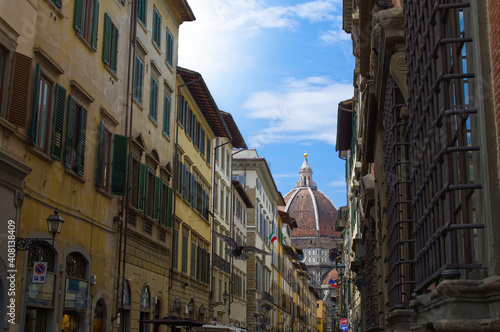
[243,77,353,147]
[328,179,347,187]
[320,29,352,44]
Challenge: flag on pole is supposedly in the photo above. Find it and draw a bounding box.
[329,279,338,288]
[269,232,278,243]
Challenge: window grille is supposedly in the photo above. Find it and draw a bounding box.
[66,252,87,279]
[404,0,485,292]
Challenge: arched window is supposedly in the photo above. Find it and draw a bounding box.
[62,252,89,332]
[25,243,57,331]
[139,286,151,332]
[118,281,131,332]
[93,299,106,332]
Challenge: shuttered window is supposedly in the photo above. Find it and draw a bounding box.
[206,138,211,164]
[149,77,158,121]
[50,84,66,161]
[133,56,144,104]
[52,0,62,9]
[137,162,148,213]
[137,0,146,26]
[172,227,178,270]
[96,122,112,191]
[73,0,99,51]
[64,95,87,176]
[165,186,173,228]
[110,134,127,196]
[163,94,171,136]
[181,234,188,274]
[166,30,173,66]
[102,13,119,73]
[190,241,196,278]
[152,8,161,48]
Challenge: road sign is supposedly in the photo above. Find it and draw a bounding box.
[32,261,47,284]
[340,318,348,325]
[341,325,348,331]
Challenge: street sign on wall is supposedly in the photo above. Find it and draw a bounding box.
[32,261,47,284]
[341,325,348,331]
[340,318,348,325]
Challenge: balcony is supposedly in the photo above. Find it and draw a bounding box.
[213,254,230,274]
[262,291,274,305]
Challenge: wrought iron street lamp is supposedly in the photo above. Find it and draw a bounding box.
[16,209,64,251]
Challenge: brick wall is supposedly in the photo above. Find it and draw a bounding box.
[489,0,500,170]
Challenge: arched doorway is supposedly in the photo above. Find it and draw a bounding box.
[153,297,161,332]
[93,299,106,332]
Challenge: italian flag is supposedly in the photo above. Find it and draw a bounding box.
[269,232,277,243]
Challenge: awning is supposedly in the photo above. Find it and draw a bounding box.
[193,323,246,331]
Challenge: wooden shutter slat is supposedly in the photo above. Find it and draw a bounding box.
[8,52,32,129]
[111,134,128,195]
[153,176,162,221]
[166,186,173,228]
[50,84,66,161]
[29,62,41,142]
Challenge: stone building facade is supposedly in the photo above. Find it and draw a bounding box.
[337,1,500,331]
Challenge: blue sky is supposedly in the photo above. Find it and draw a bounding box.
[178,0,354,207]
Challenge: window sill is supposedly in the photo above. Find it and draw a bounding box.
[75,31,96,53]
[43,0,65,19]
[148,116,159,127]
[162,131,171,141]
[27,145,55,164]
[138,20,147,34]
[96,186,113,199]
[133,99,144,111]
[0,117,30,143]
[104,65,118,81]
[152,41,161,56]
[65,168,86,183]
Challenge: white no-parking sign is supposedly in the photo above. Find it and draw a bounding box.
[32,262,47,284]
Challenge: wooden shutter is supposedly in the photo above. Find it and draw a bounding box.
[137,162,148,212]
[50,84,67,160]
[150,78,157,119]
[167,31,173,65]
[206,138,211,164]
[91,0,100,51]
[173,228,178,269]
[153,176,162,221]
[163,96,170,135]
[111,134,128,195]
[96,121,104,186]
[76,105,87,176]
[204,190,210,219]
[7,52,32,128]
[64,94,77,169]
[29,62,41,142]
[191,242,196,277]
[111,24,119,72]
[166,186,173,228]
[73,0,83,33]
[102,13,111,66]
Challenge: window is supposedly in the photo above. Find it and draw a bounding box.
[166,30,173,66]
[73,0,100,51]
[64,95,87,176]
[29,63,66,160]
[137,0,146,26]
[110,134,128,196]
[206,137,211,164]
[139,286,151,332]
[173,224,178,270]
[0,48,6,112]
[163,93,171,136]
[25,244,57,331]
[96,122,112,191]
[149,76,158,121]
[102,13,119,73]
[162,184,174,228]
[152,8,161,48]
[182,232,188,274]
[134,56,144,104]
[63,252,88,331]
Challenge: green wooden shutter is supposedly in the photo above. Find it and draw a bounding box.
[166,31,173,65]
[191,242,196,277]
[173,229,178,269]
[64,95,77,169]
[29,62,41,143]
[102,13,111,66]
[111,135,128,196]
[153,176,162,221]
[73,0,83,33]
[96,121,104,186]
[163,96,170,135]
[166,186,173,228]
[50,84,66,161]
[137,162,147,212]
[91,0,100,51]
[76,106,87,176]
[206,138,211,164]
[111,24,119,72]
